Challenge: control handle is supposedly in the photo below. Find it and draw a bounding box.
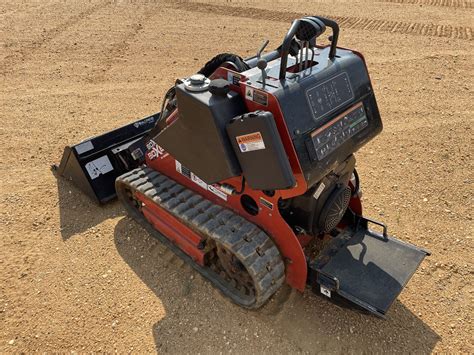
[257,57,268,88]
[278,16,340,80]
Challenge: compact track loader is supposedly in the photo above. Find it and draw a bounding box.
[56,16,428,317]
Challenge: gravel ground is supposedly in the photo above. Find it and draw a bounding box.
[1,0,473,353]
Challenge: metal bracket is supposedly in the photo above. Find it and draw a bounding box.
[316,270,340,291]
[356,215,388,238]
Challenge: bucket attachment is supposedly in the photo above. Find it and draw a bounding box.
[54,114,159,203]
[309,217,429,317]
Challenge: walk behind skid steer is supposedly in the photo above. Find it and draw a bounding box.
[57,16,429,317]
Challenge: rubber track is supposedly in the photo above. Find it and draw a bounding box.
[115,167,285,309]
[164,1,473,41]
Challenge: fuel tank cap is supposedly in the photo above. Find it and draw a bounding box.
[209,78,230,97]
[184,74,211,92]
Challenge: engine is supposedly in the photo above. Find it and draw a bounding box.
[279,155,356,236]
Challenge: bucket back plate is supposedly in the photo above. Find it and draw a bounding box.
[55,114,159,203]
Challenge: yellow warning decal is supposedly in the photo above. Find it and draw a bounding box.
[236,132,265,152]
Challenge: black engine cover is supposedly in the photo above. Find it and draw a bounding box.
[277,50,382,187]
[242,46,382,188]
[278,50,382,187]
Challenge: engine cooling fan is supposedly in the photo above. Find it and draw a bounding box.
[318,185,352,233]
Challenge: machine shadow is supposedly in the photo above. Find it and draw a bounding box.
[56,177,121,240]
[113,217,440,353]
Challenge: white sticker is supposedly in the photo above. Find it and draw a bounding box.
[245,86,253,100]
[320,285,331,298]
[175,160,227,201]
[236,132,265,152]
[75,140,94,155]
[175,160,183,174]
[227,72,241,85]
[244,86,268,105]
[191,173,208,190]
[313,182,326,199]
[85,155,114,180]
[208,184,227,201]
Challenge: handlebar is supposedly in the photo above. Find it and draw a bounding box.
[278,19,302,80]
[278,16,340,80]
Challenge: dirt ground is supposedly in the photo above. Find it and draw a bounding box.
[1,0,473,353]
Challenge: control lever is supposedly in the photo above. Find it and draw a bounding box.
[257,57,268,88]
[256,39,269,59]
[256,39,269,88]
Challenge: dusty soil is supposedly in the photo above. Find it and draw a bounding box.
[1,0,473,353]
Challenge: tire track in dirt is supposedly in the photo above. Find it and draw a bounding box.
[165,1,472,41]
[87,9,158,83]
[377,0,473,8]
[0,1,109,74]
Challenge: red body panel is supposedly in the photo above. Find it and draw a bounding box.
[136,192,205,265]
